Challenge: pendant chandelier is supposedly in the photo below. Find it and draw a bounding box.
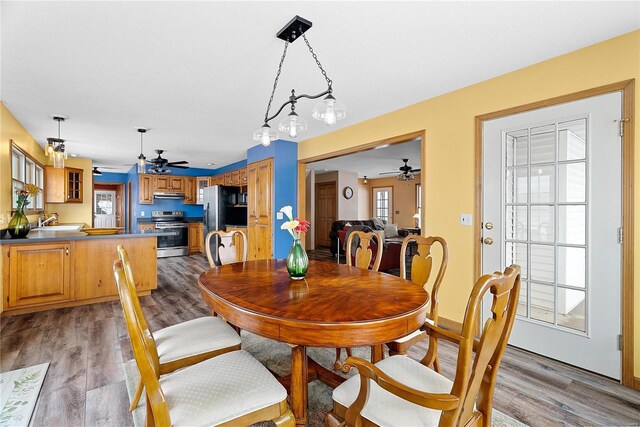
[253,16,346,146]
[46,116,68,169]
[137,128,147,173]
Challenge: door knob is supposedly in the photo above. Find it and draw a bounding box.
[485,222,494,230]
[483,237,494,245]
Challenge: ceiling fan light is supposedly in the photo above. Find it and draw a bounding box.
[253,124,277,146]
[278,111,308,139]
[312,94,346,126]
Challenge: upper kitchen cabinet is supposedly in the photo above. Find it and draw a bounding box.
[45,166,83,203]
[183,177,196,204]
[240,169,247,186]
[154,176,184,193]
[139,174,154,204]
[196,177,210,205]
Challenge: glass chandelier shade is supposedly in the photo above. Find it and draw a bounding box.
[52,143,65,169]
[278,111,308,139]
[45,141,55,157]
[312,94,347,126]
[47,116,67,168]
[253,124,277,146]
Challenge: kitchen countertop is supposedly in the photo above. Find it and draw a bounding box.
[0,229,176,244]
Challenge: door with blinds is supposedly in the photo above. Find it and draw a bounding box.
[481,92,622,379]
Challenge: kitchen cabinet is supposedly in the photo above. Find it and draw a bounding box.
[239,169,248,186]
[247,158,273,260]
[139,174,154,204]
[7,242,71,307]
[45,166,84,203]
[196,177,210,204]
[184,177,196,204]
[138,223,155,231]
[188,222,204,254]
[154,176,184,193]
[2,237,157,315]
[226,226,247,262]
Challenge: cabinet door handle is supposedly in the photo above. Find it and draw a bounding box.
[65,247,69,255]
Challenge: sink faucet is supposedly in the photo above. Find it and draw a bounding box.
[38,215,57,228]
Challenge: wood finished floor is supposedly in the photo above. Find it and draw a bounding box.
[1,255,639,427]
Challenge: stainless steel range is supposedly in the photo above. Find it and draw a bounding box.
[152,210,188,258]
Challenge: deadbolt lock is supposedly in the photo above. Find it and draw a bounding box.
[483,237,494,245]
[485,222,494,230]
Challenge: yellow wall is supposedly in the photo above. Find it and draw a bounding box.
[299,31,640,377]
[1,102,93,226]
[366,174,421,228]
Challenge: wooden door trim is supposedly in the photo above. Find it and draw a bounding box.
[92,182,125,228]
[475,79,635,388]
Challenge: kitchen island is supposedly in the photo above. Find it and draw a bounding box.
[0,229,174,316]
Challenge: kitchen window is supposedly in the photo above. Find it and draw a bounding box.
[11,144,44,211]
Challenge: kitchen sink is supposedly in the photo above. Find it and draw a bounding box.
[32,224,84,231]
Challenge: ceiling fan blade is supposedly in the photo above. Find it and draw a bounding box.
[169,164,189,169]
[379,171,399,175]
[167,161,188,165]
[411,168,421,172]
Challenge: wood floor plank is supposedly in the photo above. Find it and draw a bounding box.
[85,381,133,426]
[86,319,124,391]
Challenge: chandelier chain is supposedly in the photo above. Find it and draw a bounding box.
[302,32,332,89]
[264,41,289,123]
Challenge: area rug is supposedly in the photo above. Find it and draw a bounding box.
[123,332,527,426]
[0,363,49,427]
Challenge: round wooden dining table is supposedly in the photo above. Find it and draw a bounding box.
[198,259,429,426]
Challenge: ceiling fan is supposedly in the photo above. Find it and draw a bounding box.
[148,149,189,174]
[379,158,421,181]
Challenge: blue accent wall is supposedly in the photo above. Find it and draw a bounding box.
[211,160,247,175]
[247,140,298,259]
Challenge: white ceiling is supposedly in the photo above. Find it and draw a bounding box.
[2,2,638,172]
[307,138,421,178]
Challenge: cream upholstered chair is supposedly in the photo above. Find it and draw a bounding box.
[326,265,521,427]
[386,236,448,371]
[116,245,242,412]
[205,230,247,267]
[334,230,385,370]
[113,259,294,427]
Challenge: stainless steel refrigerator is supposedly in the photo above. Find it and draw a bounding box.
[202,185,247,265]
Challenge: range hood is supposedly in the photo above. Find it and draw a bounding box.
[153,192,185,200]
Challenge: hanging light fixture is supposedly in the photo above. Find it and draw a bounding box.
[47,116,67,168]
[92,167,102,176]
[136,128,148,173]
[253,16,346,145]
[362,176,368,184]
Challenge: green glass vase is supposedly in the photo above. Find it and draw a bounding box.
[8,208,30,238]
[286,238,309,280]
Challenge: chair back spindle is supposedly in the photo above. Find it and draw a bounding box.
[346,230,383,272]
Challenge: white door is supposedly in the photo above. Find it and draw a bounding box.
[482,92,622,379]
[94,190,116,228]
[373,187,393,223]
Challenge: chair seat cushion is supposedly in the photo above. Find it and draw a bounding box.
[155,316,241,364]
[161,350,287,426]
[333,355,453,426]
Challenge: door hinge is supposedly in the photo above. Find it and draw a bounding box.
[618,334,623,351]
[618,227,623,244]
[615,118,630,137]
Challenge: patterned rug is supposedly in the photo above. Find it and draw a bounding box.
[123,332,527,426]
[0,363,49,427]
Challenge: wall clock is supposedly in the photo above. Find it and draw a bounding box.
[343,186,354,199]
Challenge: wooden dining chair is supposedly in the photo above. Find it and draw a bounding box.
[116,245,242,412]
[205,229,247,268]
[326,265,521,427]
[334,230,385,369]
[345,230,384,272]
[113,260,295,427]
[386,236,448,371]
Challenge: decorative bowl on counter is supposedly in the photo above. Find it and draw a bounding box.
[82,227,123,236]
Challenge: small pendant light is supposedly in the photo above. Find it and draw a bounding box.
[137,128,147,173]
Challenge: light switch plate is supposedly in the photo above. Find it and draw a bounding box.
[460,213,472,226]
[276,211,284,220]
[140,211,145,217]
